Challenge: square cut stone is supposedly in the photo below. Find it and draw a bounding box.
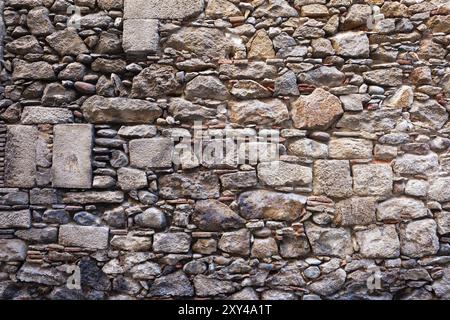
[130,138,174,169]
[59,225,109,249]
[123,19,159,55]
[52,124,93,189]
[5,125,38,188]
[124,0,204,20]
[353,164,393,196]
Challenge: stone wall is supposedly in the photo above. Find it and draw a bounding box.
[0,0,450,300]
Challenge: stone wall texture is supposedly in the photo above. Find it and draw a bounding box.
[0,0,450,300]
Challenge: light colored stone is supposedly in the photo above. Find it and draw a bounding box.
[355,225,400,258]
[130,138,174,169]
[247,29,275,59]
[429,177,450,203]
[21,107,73,124]
[0,210,31,229]
[123,19,159,55]
[0,239,27,262]
[153,233,191,253]
[335,197,376,226]
[52,124,93,189]
[436,211,450,235]
[218,229,250,256]
[329,138,373,159]
[258,161,312,187]
[330,32,370,58]
[400,219,439,258]
[117,167,147,191]
[288,138,328,159]
[159,171,220,200]
[124,0,204,19]
[251,238,279,258]
[313,160,353,198]
[63,191,124,204]
[229,99,289,126]
[353,164,393,196]
[185,76,229,101]
[59,225,109,249]
[393,153,439,176]
[377,197,428,221]
[111,235,152,251]
[305,222,353,258]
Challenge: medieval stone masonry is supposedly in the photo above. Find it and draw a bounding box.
[0,0,449,300]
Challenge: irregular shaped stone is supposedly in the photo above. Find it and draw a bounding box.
[0,239,27,262]
[330,32,370,58]
[59,225,109,249]
[238,190,307,221]
[159,171,220,200]
[384,86,414,109]
[301,66,345,88]
[304,223,353,258]
[15,227,58,243]
[185,76,229,101]
[219,62,278,80]
[12,60,55,80]
[5,125,37,188]
[288,138,328,159]
[27,6,54,36]
[313,160,353,198]
[280,235,311,258]
[247,29,275,59]
[253,0,299,18]
[117,167,147,191]
[17,264,66,286]
[124,0,204,19]
[363,68,403,87]
[429,177,450,203]
[82,96,162,124]
[52,124,93,189]
[335,197,376,226]
[229,99,289,126]
[123,19,159,55]
[355,225,400,258]
[400,219,439,258]
[6,35,42,55]
[291,89,343,130]
[193,199,245,231]
[436,211,450,235]
[21,107,73,124]
[329,138,373,159]
[337,108,402,132]
[153,233,191,253]
[63,191,124,204]
[308,269,346,296]
[274,71,299,96]
[130,138,174,169]
[135,208,166,230]
[131,64,182,98]
[111,235,152,251]
[169,98,216,122]
[0,210,31,229]
[165,27,233,59]
[148,271,194,297]
[251,238,279,258]
[194,275,236,297]
[393,153,439,176]
[205,0,241,18]
[220,171,258,189]
[427,15,450,33]
[377,197,428,221]
[46,29,89,56]
[218,229,250,256]
[352,164,393,196]
[258,161,312,187]
[410,100,449,130]
[230,80,272,99]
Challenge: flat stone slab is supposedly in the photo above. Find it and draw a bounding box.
[130,138,174,169]
[5,125,37,188]
[123,19,159,55]
[0,210,31,229]
[124,0,205,20]
[62,191,124,204]
[59,225,109,249]
[52,124,93,189]
[21,107,73,124]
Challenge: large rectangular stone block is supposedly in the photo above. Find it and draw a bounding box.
[21,107,73,124]
[52,124,93,189]
[0,239,27,262]
[0,210,31,229]
[130,138,174,169]
[5,125,37,188]
[62,191,124,204]
[59,225,109,249]
[123,19,159,55]
[124,0,204,20]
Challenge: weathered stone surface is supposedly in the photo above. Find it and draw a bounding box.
[185,76,229,101]
[123,19,159,55]
[308,269,346,296]
[400,219,439,258]
[410,100,449,130]
[280,235,310,258]
[124,0,204,19]
[17,264,66,286]
[205,0,241,18]
[135,208,166,229]
[193,199,245,231]
[46,29,89,56]
[353,164,393,196]
[15,227,58,243]
[111,235,152,251]
[52,124,93,189]
[159,171,220,200]
[258,161,312,187]
[330,32,370,58]
[218,229,250,256]
[229,99,289,126]
[21,107,73,124]
[436,212,450,235]
[305,223,353,258]
[153,233,191,253]
[377,197,428,221]
[247,29,275,59]
[131,64,182,98]
[5,125,37,188]
[59,225,109,249]
[0,239,27,262]
[117,167,147,191]
[220,171,258,189]
[130,138,174,169]
[329,138,373,159]
[230,80,272,99]
[0,210,31,229]
[292,89,343,130]
[148,271,194,297]
[82,96,162,124]
[428,177,450,203]
[393,153,439,176]
[27,7,54,36]
[63,191,124,204]
[355,225,400,259]
[288,138,328,159]
[169,98,216,122]
[251,237,279,258]
[238,190,307,221]
[253,0,299,18]
[301,66,344,88]
[363,68,403,87]
[165,27,233,59]
[335,197,376,226]
[194,275,236,297]
[219,62,278,80]
[13,60,55,81]
[313,160,353,198]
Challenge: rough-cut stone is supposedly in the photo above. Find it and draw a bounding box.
[220,171,258,189]
[292,89,343,130]
[123,19,159,55]
[148,271,194,297]
[280,235,310,258]
[27,6,54,36]
[410,100,449,130]
[159,171,220,200]
[46,29,89,56]
[230,80,272,99]
[288,138,328,159]
[185,76,229,101]
[238,190,307,221]
[330,32,370,58]
[258,161,312,187]
[5,125,37,188]
[229,99,289,126]
[436,212,450,236]
[218,229,250,256]
[313,160,353,198]
[0,239,27,262]
[428,178,450,203]
[205,0,241,18]
[52,124,93,189]
[194,275,236,297]
[247,29,275,59]
[169,98,216,122]
[251,238,279,258]
[355,225,400,259]
[363,68,403,87]
[304,223,353,258]
[335,197,376,226]
[393,153,439,176]
[377,197,428,221]
[193,200,245,231]
[352,164,393,196]
[117,167,147,191]
[0,210,31,229]
[17,264,66,286]
[12,60,55,81]
[130,138,174,169]
[253,0,299,18]
[82,96,162,124]
[131,64,182,98]
[153,233,191,253]
[59,225,109,249]
[21,107,73,124]
[308,269,346,296]
[124,0,204,19]
[329,138,373,159]
[219,62,277,80]
[63,191,124,204]
[400,219,439,258]
[111,235,152,251]
[135,208,166,230]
